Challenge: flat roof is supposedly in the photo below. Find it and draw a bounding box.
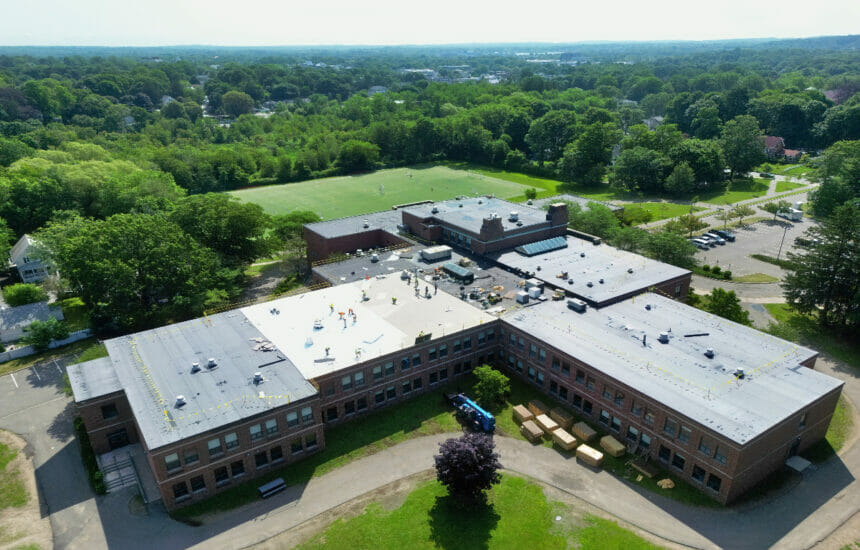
[241,275,496,380]
[401,197,550,236]
[304,209,404,239]
[503,293,842,445]
[104,310,317,451]
[492,236,690,306]
[67,357,121,402]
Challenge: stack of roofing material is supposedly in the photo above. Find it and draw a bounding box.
[600,435,626,458]
[572,421,597,443]
[535,414,559,435]
[512,404,534,425]
[550,408,574,430]
[520,420,544,443]
[576,444,604,467]
[528,399,549,417]
[552,428,578,451]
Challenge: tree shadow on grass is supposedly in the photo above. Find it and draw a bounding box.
[428,493,500,550]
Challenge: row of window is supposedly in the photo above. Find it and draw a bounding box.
[171,434,319,502]
[163,406,314,473]
[658,445,722,492]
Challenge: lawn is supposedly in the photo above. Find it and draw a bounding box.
[297,475,662,550]
[626,202,705,222]
[0,338,106,377]
[775,180,804,193]
[230,166,532,219]
[764,304,860,369]
[0,441,27,510]
[699,179,770,205]
[732,273,779,283]
[58,297,89,331]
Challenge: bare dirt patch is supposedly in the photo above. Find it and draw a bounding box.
[0,430,52,550]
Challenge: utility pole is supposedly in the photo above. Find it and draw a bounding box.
[776,225,789,260]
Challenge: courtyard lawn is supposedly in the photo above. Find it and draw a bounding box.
[297,475,662,550]
[699,179,770,205]
[626,202,705,222]
[230,166,533,219]
[775,180,805,192]
[764,304,860,370]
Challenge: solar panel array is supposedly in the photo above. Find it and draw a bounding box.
[515,236,568,256]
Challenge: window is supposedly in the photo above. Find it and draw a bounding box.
[463,337,472,350]
[291,439,303,454]
[214,467,229,486]
[439,345,448,358]
[342,375,353,390]
[101,403,119,420]
[385,362,395,376]
[173,482,189,501]
[373,365,383,380]
[550,381,558,395]
[324,384,334,397]
[224,433,239,450]
[509,333,516,345]
[698,438,712,457]
[453,339,462,352]
[306,433,317,448]
[631,401,643,417]
[529,344,537,358]
[559,386,568,400]
[627,426,639,442]
[190,475,206,493]
[507,355,515,369]
[355,372,366,387]
[386,386,396,400]
[675,285,682,297]
[610,416,621,432]
[573,394,582,409]
[640,433,651,450]
[614,391,624,406]
[487,329,495,342]
[679,426,692,444]
[536,372,544,386]
[707,474,722,492]
[208,438,223,458]
[714,446,727,465]
[551,358,560,371]
[286,411,302,428]
[270,446,284,463]
[527,367,536,381]
[478,332,486,345]
[357,397,367,411]
[231,460,245,477]
[164,453,181,472]
[184,449,199,465]
[265,419,278,436]
[412,354,421,366]
[375,390,385,404]
[692,465,706,483]
[538,348,546,362]
[602,386,612,400]
[326,407,338,422]
[599,410,610,425]
[402,380,412,394]
[439,368,448,380]
[583,400,593,415]
[658,445,671,462]
[516,360,523,373]
[344,401,355,415]
[561,362,570,376]
[413,377,423,390]
[429,348,437,360]
[672,452,686,470]
[644,410,655,425]
[302,406,313,424]
[586,376,595,390]
[575,370,585,384]
[401,357,410,371]
[255,451,269,468]
[429,372,438,385]
[663,418,678,437]
[250,424,263,441]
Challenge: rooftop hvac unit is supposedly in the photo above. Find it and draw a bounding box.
[191,361,201,373]
[370,253,379,263]
[509,211,519,221]
[431,206,439,214]
[658,332,669,343]
[207,357,217,368]
[363,220,370,228]
[516,291,529,304]
[175,395,186,408]
[599,278,604,284]
[527,286,542,299]
[734,368,745,379]
[627,268,634,274]
[253,372,263,384]
[587,281,593,287]
[567,298,587,312]
[704,348,715,359]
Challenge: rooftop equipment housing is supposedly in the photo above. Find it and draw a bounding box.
[567,298,587,312]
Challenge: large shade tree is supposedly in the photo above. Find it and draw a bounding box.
[434,433,502,501]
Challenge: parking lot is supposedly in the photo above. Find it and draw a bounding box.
[694,217,819,276]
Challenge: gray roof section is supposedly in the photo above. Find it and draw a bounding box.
[67,357,122,402]
[401,197,549,236]
[492,236,690,306]
[304,209,404,239]
[104,310,317,451]
[531,194,623,212]
[503,294,842,445]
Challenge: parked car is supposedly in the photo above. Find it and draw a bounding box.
[759,172,774,178]
[698,235,718,247]
[704,232,726,245]
[691,238,711,249]
[714,229,736,242]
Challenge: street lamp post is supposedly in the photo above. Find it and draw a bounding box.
[776,225,790,260]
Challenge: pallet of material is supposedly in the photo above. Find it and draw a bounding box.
[520,420,544,443]
[549,407,574,430]
[552,428,578,451]
[576,444,604,467]
[572,421,597,443]
[528,399,549,417]
[535,414,559,435]
[600,435,626,458]
[512,404,534,425]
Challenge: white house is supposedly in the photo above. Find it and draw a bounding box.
[9,234,53,284]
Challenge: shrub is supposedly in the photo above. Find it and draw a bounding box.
[702,265,711,272]
[711,266,721,275]
[723,270,732,279]
[524,187,538,200]
[24,318,70,351]
[472,365,510,407]
[3,283,48,306]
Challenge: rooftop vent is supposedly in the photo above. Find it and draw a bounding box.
[253,372,263,384]
[704,348,715,359]
[599,278,604,284]
[363,220,370,228]
[516,221,523,226]
[431,206,439,214]
[509,211,519,221]
[734,368,745,379]
[627,268,634,274]
[478,199,483,204]
[658,332,669,343]
[207,357,217,369]
[645,304,652,310]
[175,395,186,408]
[191,361,200,373]
[580,252,585,258]
[458,203,463,208]
[587,281,593,287]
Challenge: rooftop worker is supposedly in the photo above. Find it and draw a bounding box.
[392,296,397,305]
[330,303,334,313]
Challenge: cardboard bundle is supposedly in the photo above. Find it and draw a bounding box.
[576,444,604,467]
[520,420,543,443]
[552,428,578,451]
[549,407,574,430]
[535,413,560,434]
[528,399,549,417]
[572,421,598,443]
[512,404,534,425]
[600,435,626,457]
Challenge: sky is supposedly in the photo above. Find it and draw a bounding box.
[0,0,857,46]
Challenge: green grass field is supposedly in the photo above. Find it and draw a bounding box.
[297,475,662,550]
[775,180,805,192]
[626,202,705,222]
[699,179,771,205]
[764,304,859,370]
[0,440,27,510]
[231,166,533,219]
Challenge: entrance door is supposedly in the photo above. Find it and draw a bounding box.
[107,428,129,450]
[789,437,801,457]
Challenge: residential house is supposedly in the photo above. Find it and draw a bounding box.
[9,235,53,284]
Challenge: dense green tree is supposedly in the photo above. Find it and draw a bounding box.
[3,283,48,307]
[664,161,696,195]
[704,288,752,326]
[24,318,70,351]
[0,137,33,166]
[560,122,621,186]
[472,365,510,407]
[525,110,578,165]
[644,230,697,269]
[783,204,859,330]
[567,202,621,239]
[720,115,765,179]
[434,433,502,501]
[0,218,13,263]
[337,140,380,173]
[669,138,726,186]
[221,90,255,117]
[610,146,668,193]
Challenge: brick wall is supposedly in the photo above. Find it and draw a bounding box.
[305,227,406,263]
[76,391,140,454]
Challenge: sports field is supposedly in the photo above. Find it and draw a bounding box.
[230,166,532,219]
